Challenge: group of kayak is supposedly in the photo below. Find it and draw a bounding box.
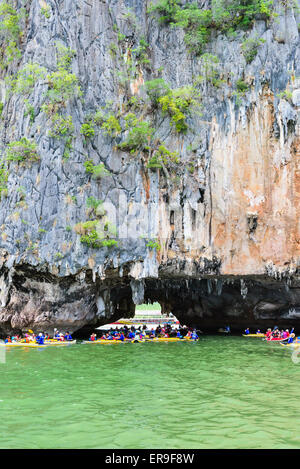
[85,327,200,344]
[1,325,200,347]
[3,330,76,347]
[243,327,300,347]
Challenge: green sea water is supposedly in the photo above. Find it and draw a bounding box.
[0,336,299,449]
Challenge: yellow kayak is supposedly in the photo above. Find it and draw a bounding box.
[44,340,77,346]
[280,342,300,349]
[82,339,127,345]
[242,334,266,338]
[146,337,195,342]
[2,340,76,347]
[2,342,47,348]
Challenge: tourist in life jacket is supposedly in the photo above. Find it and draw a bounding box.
[36,333,45,345]
[256,329,261,334]
[23,333,29,343]
[89,333,97,341]
[128,331,135,340]
[191,330,198,340]
[4,337,11,343]
[287,333,295,344]
[118,332,125,342]
[265,328,272,339]
[245,328,250,335]
[176,330,182,339]
[64,332,73,341]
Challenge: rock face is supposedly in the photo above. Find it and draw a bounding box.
[0,0,299,335]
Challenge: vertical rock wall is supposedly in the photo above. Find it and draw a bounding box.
[0,0,298,334]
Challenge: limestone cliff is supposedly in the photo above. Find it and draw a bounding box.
[0,0,299,334]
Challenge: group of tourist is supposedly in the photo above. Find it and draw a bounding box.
[244,327,297,343]
[4,329,73,344]
[89,324,200,342]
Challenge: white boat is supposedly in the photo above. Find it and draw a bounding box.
[97,310,180,331]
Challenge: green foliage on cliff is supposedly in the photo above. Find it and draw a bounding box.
[0,1,23,67]
[78,220,118,249]
[0,162,8,197]
[148,0,180,24]
[144,78,170,104]
[147,145,179,169]
[24,100,35,123]
[6,137,39,163]
[47,69,81,105]
[146,239,161,251]
[132,38,151,65]
[158,86,200,132]
[43,43,81,108]
[149,0,273,54]
[196,53,225,87]
[56,42,76,71]
[80,122,95,139]
[236,79,249,92]
[80,229,101,249]
[49,114,74,138]
[86,196,103,211]
[241,35,265,63]
[101,114,122,137]
[11,63,47,95]
[84,161,110,178]
[40,5,51,19]
[118,120,154,152]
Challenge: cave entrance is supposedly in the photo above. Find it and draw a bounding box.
[133,302,179,329]
[72,275,300,339]
[88,302,180,338]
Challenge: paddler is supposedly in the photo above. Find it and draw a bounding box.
[245,328,250,335]
[118,332,125,342]
[265,328,272,339]
[64,331,73,341]
[287,333,295,344]
[36,333,45,345]
[128,331,135,340]
[191,330,198,340]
